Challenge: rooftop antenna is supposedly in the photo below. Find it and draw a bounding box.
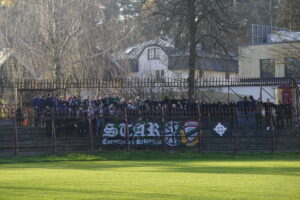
[289,2,292,32]
[269,0,273,30]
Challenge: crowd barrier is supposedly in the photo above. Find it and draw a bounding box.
[0,106,299,155]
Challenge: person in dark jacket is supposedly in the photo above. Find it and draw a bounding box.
[95,104,105,137]
[16,107,24,126]
[44,106,52,137]
[263,98,275,128]
[284,100,294,127]
[32,96,41,127]
[275,101,285,129]
[247,96,256,128]
[200,101,209,129]
[53,95,59,110]
[255,98,263,129]
[45,94,54,108]
[229,101,237,129]
[209,101,218,128]
[236,97,245,129]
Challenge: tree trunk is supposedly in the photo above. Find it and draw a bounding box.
[54,55,63,80]
[187,0,197,100]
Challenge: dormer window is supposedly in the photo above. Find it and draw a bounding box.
[148,48,160,60]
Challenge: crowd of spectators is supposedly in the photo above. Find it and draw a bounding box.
[31,94,295,137]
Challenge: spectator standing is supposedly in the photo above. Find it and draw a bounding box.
[229,100,237,129]
[275,101,285,129]
[237,98,245,129]
[44,106,52,137]
[16,107,24,126]
[200,101,209,129]
[32,96,41,127]
[248,96,256,128]
[284,100,294,127]
[264,98,274,128]
[95,104,105,136]
[255,98,263,129]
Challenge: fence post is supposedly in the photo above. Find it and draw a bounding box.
[88,117,94,153]
[234,132,239,153]
[271,131,275,153]
[197,107,202,152]
[227,84,230,103]
[51,108,56,154]
[161,107,166,152]
[125,108,130,152]
[14,111,19,156]
[14,87,18,108]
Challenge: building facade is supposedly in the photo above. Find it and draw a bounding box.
[239,41,300,78]
[114,38,238,80]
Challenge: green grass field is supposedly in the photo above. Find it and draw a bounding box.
[0,152,299,200]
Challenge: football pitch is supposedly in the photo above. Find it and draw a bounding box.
[0,152,299,200]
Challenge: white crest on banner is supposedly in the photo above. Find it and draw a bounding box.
[183,121,199,142]
[214,123,227,136]
[164,121,179,146]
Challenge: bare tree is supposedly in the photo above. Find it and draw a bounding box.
[0,0,142,83]
[271,0,300,77]
[146,0,239,99]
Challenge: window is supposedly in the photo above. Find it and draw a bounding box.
[155,70,164,80]
[285,57,300,77]
[198,70,204,78]
[225,72,230,80]
[148,48,160,60]
[130,59,138,72]
[260,59,275,78]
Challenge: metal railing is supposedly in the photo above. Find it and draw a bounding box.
[0,106,299,155]
[6,77,300,90]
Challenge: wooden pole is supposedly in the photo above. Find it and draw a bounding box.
[260,86,263,100]
[197,107,202,152]
[88,117,94,153]
[198,129,202,153]
[295,84,299,124]
[161,107,166,152]
[51,108,56,154]
[14,112,19,156]
[125,108,130,152]
[14,88,18,108]
[20,91,23,110]
[234,133,239,153]
[271,131,275,153]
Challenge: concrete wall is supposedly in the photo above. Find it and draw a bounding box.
[239,42,300,78]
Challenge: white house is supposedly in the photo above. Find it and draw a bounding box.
[114,38,239,80]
